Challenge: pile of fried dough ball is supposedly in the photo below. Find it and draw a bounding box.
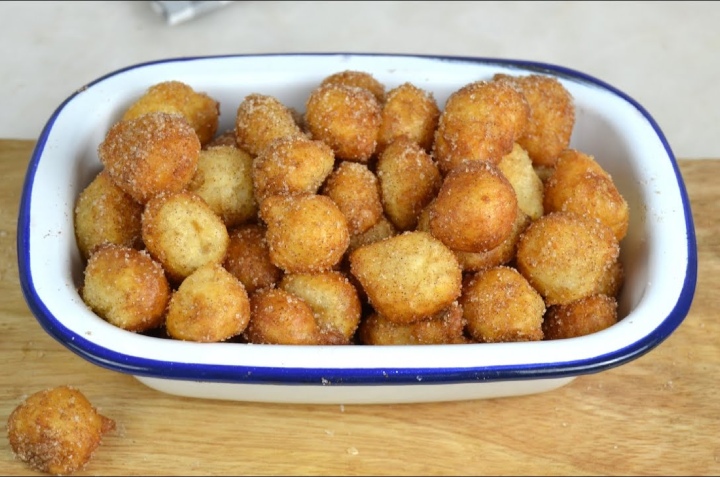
[7,386,115,475]
[74,71,629,346]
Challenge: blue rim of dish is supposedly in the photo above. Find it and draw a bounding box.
[16,53,698,386]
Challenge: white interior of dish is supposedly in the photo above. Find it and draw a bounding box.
[25,54,690,371]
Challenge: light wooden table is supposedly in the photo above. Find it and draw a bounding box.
[1,139,718,476]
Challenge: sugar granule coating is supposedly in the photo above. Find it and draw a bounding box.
[235,93,304,157]
[7,386,115,476]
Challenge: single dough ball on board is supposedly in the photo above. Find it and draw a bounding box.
[122,80,220,146]
[7,386,115,476]
[98,111,201,204]
[81,244,170,332]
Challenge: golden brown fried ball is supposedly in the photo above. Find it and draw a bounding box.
[280,271,362,344]
[244,287,322,345]
[260,193,350,273]
[346,214,398,255]
[7,386,115,476]
[497,143,544,220]
[357,301,465,345]
[515,211,620,306]
[349,231,462,324]
[253,135,335,203]
[223,223,282,294]
[322,161,384,236]
[597,258,625,299]
[320,70,387,103]
[122,80,220,146]
[543,149,630,241]
[235,93,305,156]
[98,111,201,204]
[142,191,229,283]
[493,73,575,168]
[81,244,170,332]
[461,265,546,343]
[377,82,440,152]
[74,170,143,260]
[376,137,442,231]
[543,294,618,340]
[428,160,518,253]
[186,145,258,228]
[433,80,529,174]
[305,82,381,163]
[165,263,251,342]
[204,128,238,149]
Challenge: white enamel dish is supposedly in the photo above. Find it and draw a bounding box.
[17,53,697,404]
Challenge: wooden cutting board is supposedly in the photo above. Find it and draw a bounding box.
[1,139,718,476]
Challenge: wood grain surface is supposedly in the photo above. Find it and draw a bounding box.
[1,140,718,476]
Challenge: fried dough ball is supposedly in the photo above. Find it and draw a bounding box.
[7,386,115,476]
[320,70,386,103]
[223,223,282,294]
[346,214,398,255]
[81,244,170,332]
[543,294,618,340]
[428,161,518,253]
[461,266,545,343]
[186,145,258,228]
[74,170,143,260]
[349,231,462,323]
[598,258,625,298]
[493,73,575,168]
[322,161,383,235]
[204,128,238,149]
[253,135,335,203]
[244,287,322,345]
[235,93,305,156]
[121,80,220,146]
[98,111,201,204]
[543,149,630,241]
[376,137,442,231]
[142,191,229,282]
[165,263,251,342]
[516,211,620,306]
[357,301,465,345]
[260,194,350,273]
[377,82,440,152]
[433,80,529,174]
[280,271,362,344]
[305,82,381,163]
[497,143,544,220]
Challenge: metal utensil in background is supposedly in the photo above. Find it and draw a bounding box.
[150,1,235,25]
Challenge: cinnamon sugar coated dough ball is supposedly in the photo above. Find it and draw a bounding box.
[429,161,518,253]
[493,73,575,168]
[543,149,630,241]
[280,271,362,344]
[349,231,462,323]
[186,145,258,228]
[235,93,305,156]
[121,80,220,146]
[205,128,239,149]
[516,211,620,306]
[347,214,398,255]
[253,135,335,203]
[244,287,323,345]
[165,263,251,342]
[376,137,442,231]
[98,112,201,204]
[142,191,229,282]
[497,143,545,220]
[377,82,440,152]
[7,386,115,476]
[357,301,466,345]
[74,170,143,260]
[260,194,350,273]
[433,80,529,174]
[305,82,381,163]
[223,223,282,294]
[322,161,384,236]
[81,244,170,332]
[320,70,387,103]
[543,294,618,340]
[461,266,545,343]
